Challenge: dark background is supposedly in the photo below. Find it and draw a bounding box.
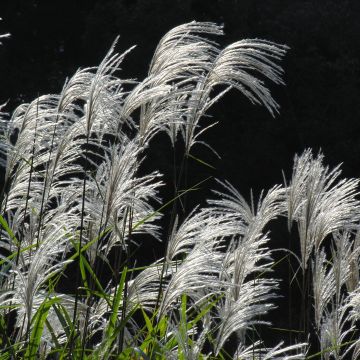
[1,0,360,190]
[1,0,359,349]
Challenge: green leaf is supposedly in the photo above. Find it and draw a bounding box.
[187,294,220,331]
[106,267,127,339]
[91,267,128,359]
[52,302,82,359]
[0,214,19,247]
[79,252,110,304]
[44,318,61,350]
[24,297,60,359]
[187,153,216,169]
[79,252,90,298]
[140,306,154,335]
[0,242,39,267]
[306,340,357,359]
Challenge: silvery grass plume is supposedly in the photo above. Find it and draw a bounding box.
[311,237,355,358]
[88,207,238,355]
[331,232,353,308]
[1,37,133,201]
[0,218,78,338]
[348,286,360,359]
[0,20,317,359]
[234,341,307,360]
[134,21,288,152]
[159,211,228,317]
[180,37,288,155]
[209,183,285,354]
[319,299,356,360]
[345,228,360,293]
[94,196,291,357]
[285,149,360,272]
[312,248,336,330]
[165,206,241,262]
[0,32,159,354]
[142,22,223,147]
[134,196,306,358]
[285,152,360,358]
[0,46,129,241]
[209,179,285,230]
[84,139,163,262]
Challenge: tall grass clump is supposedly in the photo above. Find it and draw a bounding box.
[0,21,359,359]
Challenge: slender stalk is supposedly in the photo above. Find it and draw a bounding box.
[288,231,293,345]
[118,206,133,353]
[35,110,62,250]
[70,133,90,356]
[80,184,108,356]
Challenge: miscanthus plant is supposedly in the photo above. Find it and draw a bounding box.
[0,21,359,359]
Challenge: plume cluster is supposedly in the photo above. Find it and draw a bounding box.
[0,21,358,359]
